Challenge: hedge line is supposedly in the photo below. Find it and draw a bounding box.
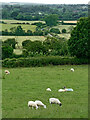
[2,56,88,68]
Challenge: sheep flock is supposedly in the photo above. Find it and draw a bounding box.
[4,68,74,110]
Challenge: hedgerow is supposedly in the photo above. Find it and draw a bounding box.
[2,56,88,68]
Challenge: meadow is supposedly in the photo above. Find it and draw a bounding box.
[2,65,88,118]
[0,23,36,32]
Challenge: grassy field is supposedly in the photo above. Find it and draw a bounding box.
[1,36,46,46]
[1,23,75,33]
[2,65,88,118]
[0,24,36,32]
[0,19,45,24]
[59,21,77,23]
[54,25,76,33]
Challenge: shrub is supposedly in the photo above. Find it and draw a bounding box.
[2,44,13,59]
[62,29,66,33]
[50,28,60,34]
[2,56,88,68]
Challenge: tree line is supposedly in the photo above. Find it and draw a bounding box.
[1,4,88,21]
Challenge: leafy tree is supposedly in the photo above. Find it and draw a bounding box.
[2,44,13,59]
[26,41,43,54]
[22,40,32,48]
[11,10,19,18]
[62,29,66,33]
[50,28,60,34]
[26,30,33,36]
[68,17,88,58]
[43,36,68,56]
[4,38,17,49]
[15,26,25,36]
[45,14,58,26]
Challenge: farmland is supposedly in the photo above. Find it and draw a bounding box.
[2,65,88,118]
[1,19,75,55]
[1,36,46,47]
[0,24,36,32]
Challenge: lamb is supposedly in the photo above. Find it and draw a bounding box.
[49,98,62,106]
[28,101,38,109]
[35,100,46,108]
[70,68,74,72]
[46,88,51,91]
[5,70,10,75]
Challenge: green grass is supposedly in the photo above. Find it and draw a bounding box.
[2,65,88,118]
[1,36,46,46]
[58,33,70,40]
[1,23,36,32]
[54,25,76,33]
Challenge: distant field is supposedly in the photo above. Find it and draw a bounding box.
[0,20,75,54]
[54,25,76,33]
[1,36,46,47]
[0,19,45,24]
[0,24,36,32]
[2,65,88,118]
[58,33,70,39]
[60,21,77,23]
[0,20,76,33]
[1,19,77,24]
[0,24,75,33]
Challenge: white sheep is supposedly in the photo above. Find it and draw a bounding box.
[46,88,51,91]
[5,70,10,75]
[70,68,74,72]
[49,98,62,106]
[35,100,46,108]
[28,101,38,109]
[58,89,66,92]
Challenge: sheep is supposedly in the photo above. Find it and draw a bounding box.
[70,68,74,72]
[49,98,62,106]
[58,89,66,92]
[35,100,46,108]
[5,70,10,75]
[28,101,38,109]
[46,88,51,91]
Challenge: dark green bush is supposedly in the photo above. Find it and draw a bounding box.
[50,28,60,34]
[62,29,66,33]
[2,56,88,68]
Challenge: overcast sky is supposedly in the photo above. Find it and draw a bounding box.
[0,0,89,4]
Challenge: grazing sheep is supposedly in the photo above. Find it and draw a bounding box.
[28,101,38,109]
[35,100,46,108]
[46,88,51,91]
[49,98,62,106]
[70,68,74,72]
[5,70,10,75]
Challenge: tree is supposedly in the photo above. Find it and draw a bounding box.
[22,40,32,48]
[50,28,60,34]
[26,41,43,54]
[4,38,17,49]
[15,26,25,36]
[45,14,58,26]
[26,30,33,36]
[62,29,66,33]
[68,17,88,58]
[2,44,13,59]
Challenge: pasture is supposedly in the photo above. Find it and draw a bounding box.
[1,36,46,46]
[0,24,36,32]
[2,65,88,118]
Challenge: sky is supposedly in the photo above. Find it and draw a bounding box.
[0,0,89,4]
